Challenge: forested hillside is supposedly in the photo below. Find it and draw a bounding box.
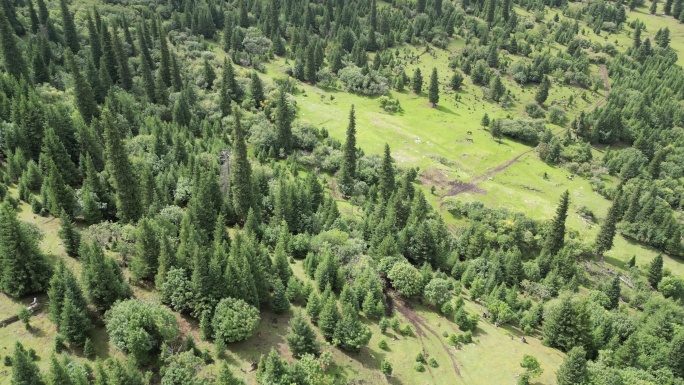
[0,0,683,384]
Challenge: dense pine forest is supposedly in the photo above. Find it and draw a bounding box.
[0,0,683,384]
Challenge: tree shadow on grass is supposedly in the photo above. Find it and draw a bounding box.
[434,104,457,115]
[226,309,293,370]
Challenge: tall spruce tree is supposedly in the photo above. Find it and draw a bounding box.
[606,274,621,310]
[286,311,320,358]
[112,28,132,91]
[102,108,142,223]
[379,144,395,200]
[412,68,423,94]
[648,254,664,288]
[81,240,131,311]
[0,202,51,297]
[59,0,79,52]
[543,190,570,256]
[275,88,293,155]
[556,346,588,385]
[230,107,252,222]
[536,76,551,105]
[429,67,440,106]
[10,342,44,385]
[0,7,28,80]
[250,72,265,109]
[339,105,357,197]
[594,195,620,255]
[66,49,99,123]
[131,217,160,281]
[58,210,81,258]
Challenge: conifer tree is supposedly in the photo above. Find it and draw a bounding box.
[594,195,620,255]
[58,210,81,258]
[140,50,156,102]
[340,105,357,197]
[155,70,169,105]
[43,159,77,216]
[100,23,119,84]
[219,58,236,116]
[66,49,99,123]
[159,30,171,86]
[275,88,293,155]
[203,57,216,89]
[485,0,496,27]
[318,296,340,340]
[81,240,131,311]
[230,107,252,222]
[218,362,245,385]
[286,311,320,358]
[87,12,101,67]
[10,342,44,385]
[606,274,621,310]
[429,67,439,106]
[379,144,395,200]
[0,202,51,297]
[131,217,160,281]
[112,28,132,91]
[27,0,39,33]
[271,278,290,313]
[59,287,92,346]
[250,72,265,109]
[42,127,78,186]
[171,53,183,92]
[412,68,423,94]
[0,7,28,80]
[536,76,551,105]
[556,346,588,385]
[543,190,570,256]
[102,108,142,223]
[648,254,664,288]
[59,0,79,53]
[32,50,50,84]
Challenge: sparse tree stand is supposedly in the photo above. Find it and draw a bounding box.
[428,67,440,106]
[650,0,659,14]
[481,113,490,128]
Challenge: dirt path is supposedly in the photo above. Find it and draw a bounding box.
[440,65,611,202]
[392,294,461,377]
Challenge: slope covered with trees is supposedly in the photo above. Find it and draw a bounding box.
[0,0,682,384]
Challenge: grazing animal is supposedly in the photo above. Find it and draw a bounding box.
[466,137,474,142]
[466,131,473,135]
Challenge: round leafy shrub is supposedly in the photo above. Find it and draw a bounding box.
[212,297,260,344]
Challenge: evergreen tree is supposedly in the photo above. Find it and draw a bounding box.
[102,108,142,223]
[485,0,496,27]
[81,240,131,311]
[230,108,252,222]
[250,72,265,109]
[140,50,156,102]
[271,279,290,313]
[219,58,238,116]
[131,217,160,281]
[606,274,621,310]
[59,0,79,53]
[218,362,245,385]
[379,144,395,200]
[159,30,171,86]
[66,49,99,123]
[556,346,588,385]
[112,28,132,91]
[275,88,292,155]
[648,254,664,288]
[318,296,340,340]
[650,0,658,14]
[42,127,78,186]
[594,195,620,255]
[171,53,183,92]
[286,311,320,358]
[428,67,440,106]
[0,7,28,80]
[59,287,92,346]
[450,71,464,90]
[43,160,77,216]
[87,12,101,68]
[339,105,357,197]
[58,210,81,258]
[543,190,570,256]
[490,75,506,102]
[536,76,551,105]
[100,23,119,84]
[10,342,44,385]
[203,57,216,89]
[412,68,423,94]
[333,307,373,352]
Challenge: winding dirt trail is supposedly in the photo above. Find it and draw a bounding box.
[392,293,461,377]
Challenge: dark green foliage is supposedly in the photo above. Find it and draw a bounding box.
[0,201,51,297]
[606,274,621,310]
[218,362,245,385]
[318,296,340,340]
[203,58,216,89]
[412,68,423,94]
[536,76,551,106]
[231,108,252,222]
[450,71,464,90]
[10,342,44,385]
[275,89,293,155]
[542,295,592,353]
[648,254,664,288]
[556,346,587,385]
[131,217,160,281]
[250,72,265,109]
[102,108,141,223]
[333,307,372,352]
[59,286,92,346]
[59,0,79,53]
[66,49,100,122]
[84,338,95,359]
[17,308,30,330]
[594,195,620,255]
[80,240,131,311]
[212,297,260,343]
[429,68,439,106]
[58,211,80,258]
[0,7,28,80]
[286,311,320,358]
[339,105,357,197]
[543,190,570,256]
[271,278,290,313]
